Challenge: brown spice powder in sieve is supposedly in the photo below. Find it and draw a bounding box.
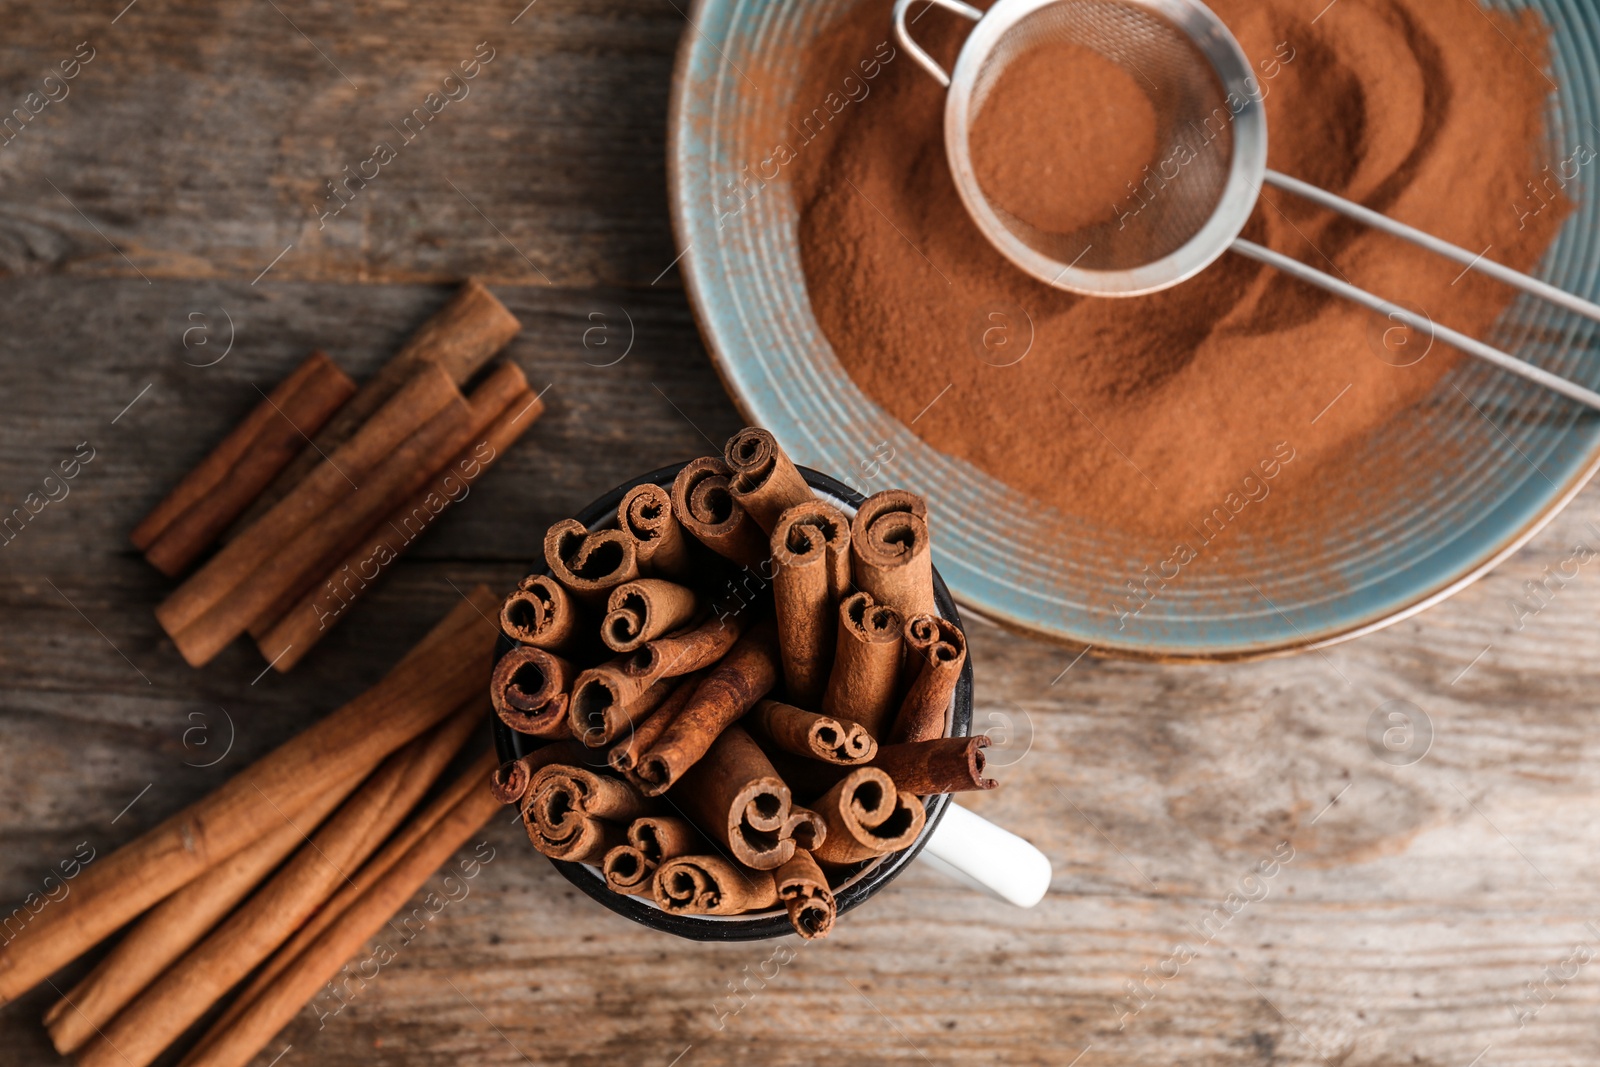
[793,0,1571,541]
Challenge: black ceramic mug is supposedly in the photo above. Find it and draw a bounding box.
[490,461,1045,941]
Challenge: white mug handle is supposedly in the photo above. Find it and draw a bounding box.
[917,801,1051,907]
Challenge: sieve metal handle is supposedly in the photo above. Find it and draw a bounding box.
[1231,238,1600,412]
[1263,170,1600,327]
[893,0,984,88]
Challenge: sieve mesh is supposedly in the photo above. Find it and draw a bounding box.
[966,0,1236,273]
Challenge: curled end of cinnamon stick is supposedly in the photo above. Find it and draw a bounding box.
[491,646,576,737]
[776,850,837,939]
[500,574,579,651]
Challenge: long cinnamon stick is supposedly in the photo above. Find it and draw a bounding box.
[871,736,995,795]
[770,500,851,706]
[618,482,692,578]
[601,578,700,653]
[75,698,485,1067]
[133,352,356,577]
[673,725,803,870]
[0,590,498,1005]
[177,751,504,1067]
[820,591,903,739]
[522,764,650,863]
[634,618,780,796]
[888,615,967,744]
[724,427,813,534]
[775,850,836,939]
[254,372,542,670]
[156,364,463,667]
[670,456,767,569]
[491,646,577,738]
[244,279,521,522]
[850,489,935,621]
[751,699,876,765]
[810,767,926,866]
[654,856,779,915]
[43,763,365,1055]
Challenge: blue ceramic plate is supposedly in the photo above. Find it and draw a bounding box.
[667,0,1600,659]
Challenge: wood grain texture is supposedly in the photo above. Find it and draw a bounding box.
[4,2,1600,1066]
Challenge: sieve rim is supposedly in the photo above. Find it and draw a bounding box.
[943,0,1269,296]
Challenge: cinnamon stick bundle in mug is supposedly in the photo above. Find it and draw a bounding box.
[723,427,813,533]
[770,500,851,706]
[131,351,356,577]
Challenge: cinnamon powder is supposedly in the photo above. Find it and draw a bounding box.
[794,0,1571,540]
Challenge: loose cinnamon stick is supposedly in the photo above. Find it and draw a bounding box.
[254,373,542,670]
[670,456,767,569]
[888,616,967,744]
[810,767,926,866]
[75,699,484,1067]
[500,573,581,652]
[673,725,799,870]
[491,646,577,738]
[770,500,851,706]
[601,815,701,896]
[723,427,814,534]
[821,592,903,739]
[776,850,836,939]
[0,590,497,1005]
[751,699,876,765]
[133,352,356,577]
[618,482,692,578]
[43,764,364,1055]
[544,518,641,603]
[245,279,521,522]
[871,736,995,795]
[634,618,780,796]
[177,751,504,1067]
[609,672,702,776]
[156,364,463,667]
[601,578,701,653]
[653,856,779,915]
[850,489,935,621]
[523,764,650,863]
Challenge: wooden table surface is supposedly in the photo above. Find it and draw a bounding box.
[4,2,1600,1065]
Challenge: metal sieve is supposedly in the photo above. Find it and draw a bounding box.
[894,0,1600,410]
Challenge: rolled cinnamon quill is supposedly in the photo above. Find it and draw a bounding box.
[850,489,935,621]
[601,578,701,653]
[602,815,701,896]
[771,500,851,706]
[821,592,903,739]
[132,351,357,577]
[670,456,767,569]
[523,764,650,863]
[626,608,749,680]
[619,482,692,578]
[810,767,926,866]
[245,278,521,521]
[568,671,673,749]
[491,645,577,738]
[776,850,837,939]
[872,735,995,795]
[544,518,641,603]
[254,372,542,670]
[634,618,780,796]
[500,573,582,652]
[43,765,364,1055]
[74,699,484,1067]
[653,856,779,915]
[157,364,464,667]
[889,615,967,744]
[673,725,806,870]
[177,751,504,1067]
[0,590,497,1005]
[609,672,701,776]
[724,427,814,534]
[751,698,876,765]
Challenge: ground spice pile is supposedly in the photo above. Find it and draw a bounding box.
[795,0,1570,538]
